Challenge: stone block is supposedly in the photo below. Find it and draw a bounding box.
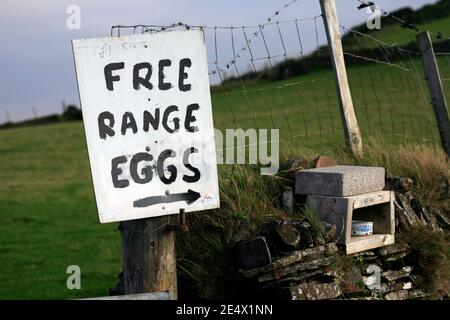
[273,222,300,250]
[382,266,413,282]
[385,290,409,300]
[290,282,342,300]
[236,237,272,271]
[296,166,385,197]
[378,242,409,256]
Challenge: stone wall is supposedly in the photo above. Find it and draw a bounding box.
[234,165,450,300]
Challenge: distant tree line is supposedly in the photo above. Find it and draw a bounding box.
[0,105,82,130]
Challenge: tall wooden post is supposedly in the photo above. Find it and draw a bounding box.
[417,31,450,157]
[320,0,363,156]
[120,216,177,299]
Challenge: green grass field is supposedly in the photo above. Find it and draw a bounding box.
[212,56,449,150]
[0,48,449,299]
[0,122,121,299]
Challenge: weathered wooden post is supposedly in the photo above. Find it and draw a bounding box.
[320,0,363,156]
[120,216,177,298]
[417,31,450,157]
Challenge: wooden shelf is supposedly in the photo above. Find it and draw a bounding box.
[307,190,395,255]
[346,234,395,255]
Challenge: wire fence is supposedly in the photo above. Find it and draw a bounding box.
[110,9,450,154]
[436,52,450,87]
[342,26,442,146]
[112,13,345,152]
[205,15,342,151]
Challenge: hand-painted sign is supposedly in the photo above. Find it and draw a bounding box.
[72,30,219,223]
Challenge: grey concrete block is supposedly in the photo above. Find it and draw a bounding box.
[296,166,385,197]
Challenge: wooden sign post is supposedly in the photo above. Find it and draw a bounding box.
[72,30,220,299]
[417,31,450,157]
[120,217,177,297]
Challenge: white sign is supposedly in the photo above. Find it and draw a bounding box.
[72,30,220,223]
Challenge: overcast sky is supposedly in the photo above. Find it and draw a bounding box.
[0,0,438,122]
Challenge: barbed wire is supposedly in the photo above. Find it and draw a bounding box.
[111,16,324,79]
[343,51,411,72]
[351,0,450,41]
[110,17,321,36]
[205,0,303,72]
[339,25,419,56]
[111,0,303,36]
[353,0,419,31]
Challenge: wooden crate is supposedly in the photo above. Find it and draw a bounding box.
[306,191,395,254]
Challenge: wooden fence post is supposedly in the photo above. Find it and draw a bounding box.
[417,31,450,157]
[320,0,363,156]
[120,215,177,299]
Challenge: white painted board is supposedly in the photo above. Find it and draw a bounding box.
[72,30,219,223]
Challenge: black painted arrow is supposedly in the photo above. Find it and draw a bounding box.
[133,189,201,208]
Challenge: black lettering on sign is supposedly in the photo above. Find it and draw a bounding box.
[133,63,153,90]
[104,62,124,91]
[157,149,177,184]
[178,58,192,92]
[184,103,199,132]
[121,112,138,135]
[130,152,153,184]
[158,59,172,90]
[111,155,129,188]
[162,106,180,133]
[98,111,115,140]
[183,147,201,183]
[143,108,160,132]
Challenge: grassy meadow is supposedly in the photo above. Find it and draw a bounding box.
[0,123,121,299]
